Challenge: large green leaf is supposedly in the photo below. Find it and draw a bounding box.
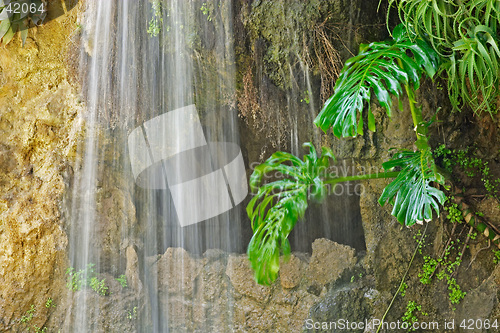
[247,143,335,285]
[378,148,446,226]
[314,24,439,137]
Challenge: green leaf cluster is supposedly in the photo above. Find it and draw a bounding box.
[90,276,109,296]
[313,24,446,228]
[66,263,95,292]
[147,0,163,37]
[434,145,500,198]
[19,304,48,332]
[0,0,46,46]
[379,148,446,226]
[389,0,500,114]
[247,143,335,285]
[116,274,128,288]
[66,263,108,296]
[401,300,426,331]
[247,25,448,285]
[314,24,439,137]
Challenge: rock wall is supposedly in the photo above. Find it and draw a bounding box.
[0,1,83,331]
[148,238,356,332]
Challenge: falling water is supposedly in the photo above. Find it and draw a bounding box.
[277,32,365,253]
[63,0,370,330]
[67,0,243,331]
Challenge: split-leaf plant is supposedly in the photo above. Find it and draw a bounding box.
[247,24,448,285]
[248,0,500,286]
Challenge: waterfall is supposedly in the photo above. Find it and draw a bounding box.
[67,0,243,331]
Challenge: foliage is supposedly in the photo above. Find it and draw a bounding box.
[66,263,108,296]
[388,0,500,114]
[434,145,500,198]
[445,276,466,305]
[300,90,310,104]
[66,263,95,291]
[314,24,446,227]
[116,274,128,288]
[247,25,447,285]
[147,0,163,37]
[418,255,438,285]
[314,24,439,137]
[379,148,446,226]
[493,249,500,264]
[418,239,466,307]
[127,306,138,320]
[0,0,46,46]
[247,1,500,290]
[20,304,35,324]
[200,2,214,22]
[247,143,335,285]
[90,277,108,296]
[401,301,427,331]
[444,199,463,224]
[18,303,51,332]
[45,298,55,308]
[399,281,408,296]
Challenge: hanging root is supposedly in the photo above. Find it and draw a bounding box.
[458,226,474,263]
[467,239,492,270]
[311,16,342,104]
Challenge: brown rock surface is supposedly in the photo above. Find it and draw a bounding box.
[280,254,306,289]
[125,245,142,294]
[226,255,271,303]
[0,1,83,330]
[155,247,201,297]
[307,238,357,286]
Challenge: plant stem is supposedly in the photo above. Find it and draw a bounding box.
[406,86,422,129]
[323,171,400,185]
[398,59,429,149]
[376,223,429,333]
[396,57,423,131]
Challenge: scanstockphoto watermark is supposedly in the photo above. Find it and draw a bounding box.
[248,160,386,197]
[303,318,442,331]
[304,318,499,331]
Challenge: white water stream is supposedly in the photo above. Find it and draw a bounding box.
[67,1,243,331]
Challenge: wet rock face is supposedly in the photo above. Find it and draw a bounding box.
[0,1,83,330]
[307,239,357,287]
[145,239,357,332]
[226,255,272,302]
[280,254,306,289]
[54,274,139,333]
[157,247,201,297]
[308,287,371,330]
